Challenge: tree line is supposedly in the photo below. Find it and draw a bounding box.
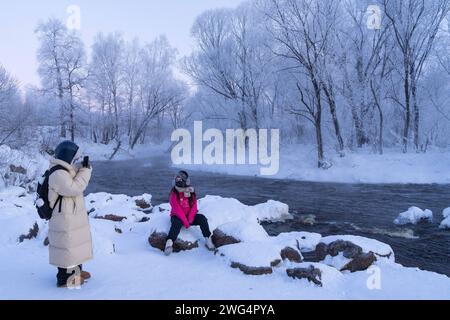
[1,0,450,166]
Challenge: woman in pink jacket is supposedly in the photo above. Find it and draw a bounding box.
[165,171,215,255]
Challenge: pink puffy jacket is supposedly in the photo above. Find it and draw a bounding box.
[169,191,198,229]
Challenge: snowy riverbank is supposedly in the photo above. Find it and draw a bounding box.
[178,145,450,184]
[0,187,449,300]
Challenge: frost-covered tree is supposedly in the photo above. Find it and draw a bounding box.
[0,64,23,146]
[382,0,450,152]
[184,2,277,131]
[35,18,87,142]
[265,0,342,168]
[130,36,186,149]
[89,32,125,144]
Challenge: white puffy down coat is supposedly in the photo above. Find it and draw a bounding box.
[47,158,93,268]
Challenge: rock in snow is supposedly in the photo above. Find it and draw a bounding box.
[211,229,240,248]
[280,247,303,263]
[95,214,127,222]
[319,235,394,259]
[149,232,199,252]
[342,252,377,273]
[134,194,153,211]
[18,222,39,243]
[315,235,395,272]
[287,265,322,286]
[286,263,343,287]
[394,207,433,225]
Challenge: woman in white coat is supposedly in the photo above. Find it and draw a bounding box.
[48,141,93,288]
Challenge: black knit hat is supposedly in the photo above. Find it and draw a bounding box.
[55,141,79,165]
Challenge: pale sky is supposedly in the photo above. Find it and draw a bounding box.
[0,0,244,88]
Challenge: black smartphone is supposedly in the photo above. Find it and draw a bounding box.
[82,156,90,168]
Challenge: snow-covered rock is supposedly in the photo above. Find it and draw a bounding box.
[0,145,48,191]
[319,235,395,260]
[146,212,200,245]
[394,207,433,225]
[146,196,288,251]
[280,247,303,263]
[148,232,199,253]
[269,231,322,253]
[253,200,291,222]
[440,218,450,229]
[440,208,450,229]
[218,242,283,275]
[315,235,394,272]
[443,208,450,219]
[134,194,153,211]
[197,195,291,230]
[214,220,269,243]
[211,229,241,248]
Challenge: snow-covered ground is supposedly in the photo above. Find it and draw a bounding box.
[178,145,450,184]
[1,187,450,300]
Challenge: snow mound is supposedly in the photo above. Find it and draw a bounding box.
[440,208,450,229]
[216,220,269,242]
[394,207,433,225]
[320,235,394,260]
[253,200,291,222]
[440,218,450,229]
[443,208,450,219]
[218,241,282,269]
[90,220,121,256]
[269,231,322,253]
[198,195,290,230]
[147,196,284,244]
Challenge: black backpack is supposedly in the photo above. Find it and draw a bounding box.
[35,165,68,221]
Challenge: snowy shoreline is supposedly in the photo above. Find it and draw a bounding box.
[176,145,450,185]
[1,187,450,300]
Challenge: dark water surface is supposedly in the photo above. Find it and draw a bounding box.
[87,156,450,277]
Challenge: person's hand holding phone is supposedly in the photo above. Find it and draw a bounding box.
[82,156,91,169]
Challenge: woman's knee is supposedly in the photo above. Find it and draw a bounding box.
[196,214,208,222]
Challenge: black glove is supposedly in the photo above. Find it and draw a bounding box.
[82,156,90,168]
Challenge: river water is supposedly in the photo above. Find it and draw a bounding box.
[86,156,450,277]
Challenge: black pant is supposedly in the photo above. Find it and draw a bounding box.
[167,214,212,242]
[57,265,82,286]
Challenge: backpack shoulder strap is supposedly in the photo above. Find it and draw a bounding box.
[48,165,69,176]
[48,165,69,213]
